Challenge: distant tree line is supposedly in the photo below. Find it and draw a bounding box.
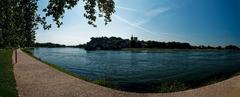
[35,43,66,48]
[75,44,87,48]
[84,37,240,50]
[32,37,240,50]
[225,45,239,50]
[85,37,129,50]
[34,42,86,48]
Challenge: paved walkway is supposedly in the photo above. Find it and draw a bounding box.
[13,49,240,97]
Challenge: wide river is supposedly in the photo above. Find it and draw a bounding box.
[31,48,240,92]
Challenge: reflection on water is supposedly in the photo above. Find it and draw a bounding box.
[31,48,240,92]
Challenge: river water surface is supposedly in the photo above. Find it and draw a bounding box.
[31,48,240,92]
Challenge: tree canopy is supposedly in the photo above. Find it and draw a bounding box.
[0,0,115,48]
[84,37,240,51]
[43,0,115,28]
[85,37,193,50]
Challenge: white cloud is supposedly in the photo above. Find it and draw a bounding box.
[115,5,171,26]
[115,6,139,12]
[136,7,171,26]
[145,7,170,17]
[113,6,171,37]
[113,14,168,37]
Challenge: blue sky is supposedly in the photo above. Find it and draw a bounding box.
[36,0,240,46]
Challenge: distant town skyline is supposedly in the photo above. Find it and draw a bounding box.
[36,0,240,46]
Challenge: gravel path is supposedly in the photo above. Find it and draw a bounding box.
[13,49,240,97]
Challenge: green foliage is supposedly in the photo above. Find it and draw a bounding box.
[92,80,108,86]
[35,42,66,48]
[43,0,115,27]
[92,79,119,89]
[84,36,240,51]
[225,45,239,50]
[84,36,193,50]
[0,0,18,47]
[0,0,37,47]
[0,49,18,97]
[156,81,188,93]
[0,0,115,48]
[85,37,129,50]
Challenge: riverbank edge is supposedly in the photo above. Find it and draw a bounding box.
[21,48,240,93]
[21,48,91,81]
[121,48,240,51]
[21,48,115,89]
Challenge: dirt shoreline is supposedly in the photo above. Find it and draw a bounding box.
[14,49,240,97]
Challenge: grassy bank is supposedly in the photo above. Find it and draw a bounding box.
[0,49,18,97]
